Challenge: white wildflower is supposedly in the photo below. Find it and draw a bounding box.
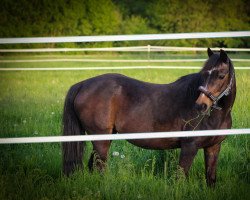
[120,154,125,159]
[112,151,119,157]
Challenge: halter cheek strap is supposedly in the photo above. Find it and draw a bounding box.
[198,86,217,101]
[198,73,234,110]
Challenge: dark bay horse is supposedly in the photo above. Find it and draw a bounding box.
[62,48,236,186]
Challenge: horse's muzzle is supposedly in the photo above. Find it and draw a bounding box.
[195,103,208,112]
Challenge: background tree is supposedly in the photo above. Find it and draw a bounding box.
[0,0,249,48]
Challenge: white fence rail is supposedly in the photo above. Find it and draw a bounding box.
[0,129,249,144]
[1,58,249,63]
[0,31,250,44]
[1,66,250,71]
[1,46,250,53]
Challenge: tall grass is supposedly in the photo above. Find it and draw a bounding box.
[0,57,249,199]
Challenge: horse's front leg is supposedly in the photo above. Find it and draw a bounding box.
[179,139,198,176]
[204,143,221,187]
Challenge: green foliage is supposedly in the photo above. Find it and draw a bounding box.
[86,0,121,35]
[146,0,250,47]
[0,0,249,47]
[0,0,121,48]
[119,15,155,46]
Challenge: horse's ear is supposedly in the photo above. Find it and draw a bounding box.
[207,48,213,57]
[220,49,228,63]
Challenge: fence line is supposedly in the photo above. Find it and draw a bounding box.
[1,46,250,53]
[0,32,249,145]
[1,66,250,71]
[0,59,206,63]
[0,129,249,144]
[149,46,250,52]
[1,31,250,44]
[0,46,147,52]
[0,58,249,63]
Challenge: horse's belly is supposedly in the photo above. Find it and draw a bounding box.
[195,136,226,148]
[127,138,181,150]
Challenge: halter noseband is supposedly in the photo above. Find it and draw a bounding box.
[198,72,234,110]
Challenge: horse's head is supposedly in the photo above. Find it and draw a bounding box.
[195,48,234,113]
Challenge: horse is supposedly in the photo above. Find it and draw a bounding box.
[62,48,236,186]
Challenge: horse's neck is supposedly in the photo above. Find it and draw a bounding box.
[161,79,199,119]
[170,75,200,109]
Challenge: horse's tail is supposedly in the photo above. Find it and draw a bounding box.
[62,83,85,176]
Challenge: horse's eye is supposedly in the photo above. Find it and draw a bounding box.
[218,74,225,79]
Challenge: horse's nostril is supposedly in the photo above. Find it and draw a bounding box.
[201,103,207,111]
[195,103,207,112]
[195,103,201,111]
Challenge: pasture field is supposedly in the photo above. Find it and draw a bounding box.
[0,54,249,200]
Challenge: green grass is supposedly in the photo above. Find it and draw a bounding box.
[1,52,250,60]
[0,53,249,69]
[0,54,249,199]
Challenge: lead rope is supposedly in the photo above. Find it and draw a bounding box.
[182,108,214,131]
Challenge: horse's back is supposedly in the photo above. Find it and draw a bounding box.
[73,73,158,132]
[74,73,159,102]
[74,73,152,104]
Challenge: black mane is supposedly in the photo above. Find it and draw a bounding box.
[170,72,203,110]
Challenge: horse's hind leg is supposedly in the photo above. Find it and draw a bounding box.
[204,143,221,187]
[88,129,112,172]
